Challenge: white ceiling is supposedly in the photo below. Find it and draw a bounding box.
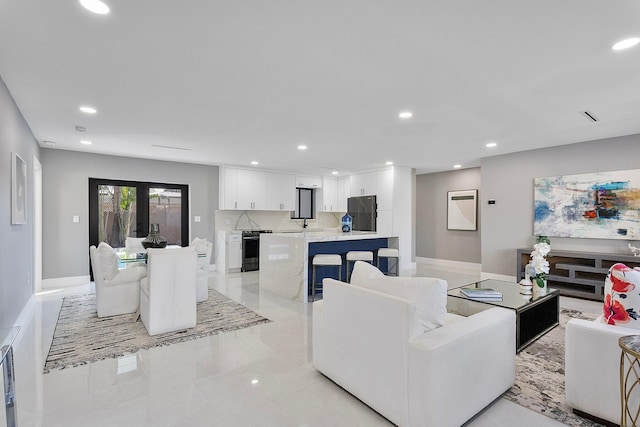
[1,1,639,176]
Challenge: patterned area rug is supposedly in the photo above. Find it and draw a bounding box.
[505,308,602,426]
[44,289,271,373]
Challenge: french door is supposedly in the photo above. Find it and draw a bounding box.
[89,178,189,249]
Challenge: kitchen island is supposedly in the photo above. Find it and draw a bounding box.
[259,230,399,302]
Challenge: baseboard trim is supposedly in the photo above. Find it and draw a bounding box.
[12,294,36,347]
[415,257,481,275]
[42,275,91,289]
[572,409,618,427]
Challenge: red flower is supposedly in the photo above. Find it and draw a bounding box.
[610,263,636,293]
[603,294,630,325]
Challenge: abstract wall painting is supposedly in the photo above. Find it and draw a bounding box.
[534,169,640,240]
[447,189,477,230]
[11,152,27,224]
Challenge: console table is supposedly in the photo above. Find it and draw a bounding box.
[517,249,640,301]
[1,327,19,427]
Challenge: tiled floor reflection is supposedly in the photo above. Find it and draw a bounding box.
[11,267,599,426]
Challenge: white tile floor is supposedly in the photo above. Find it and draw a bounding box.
[10,265,601,426]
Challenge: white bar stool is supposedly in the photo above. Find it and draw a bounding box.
[377,248,399,276]
[311,254,343,301]
[346,251,373,282]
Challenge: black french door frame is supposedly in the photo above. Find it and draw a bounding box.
[88,178,189,249]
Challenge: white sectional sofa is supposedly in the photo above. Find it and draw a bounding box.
[312,262,516,427]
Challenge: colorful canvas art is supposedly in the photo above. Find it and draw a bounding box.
[534,169,640,240]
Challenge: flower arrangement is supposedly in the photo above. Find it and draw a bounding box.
[530,236,551,288]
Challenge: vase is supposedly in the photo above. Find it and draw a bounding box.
[533,278,548,296]
[142,223,168,249]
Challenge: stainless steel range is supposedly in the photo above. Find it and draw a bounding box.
[241,230,272,272]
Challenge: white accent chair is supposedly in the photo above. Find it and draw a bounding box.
[90,242,147,318]
[566,317,640,424]
[140,247,197,336]
[125,237,146,254]
[313,262,516,427]
[190,238,213,302]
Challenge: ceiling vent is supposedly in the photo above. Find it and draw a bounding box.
[43,140,56,147]
[75,125,86,132]
[151,144,191,151]
[581,111,599,122]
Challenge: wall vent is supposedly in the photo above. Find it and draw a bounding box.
[581,111,599,122]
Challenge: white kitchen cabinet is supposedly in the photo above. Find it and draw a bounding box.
[295,175,322,189]
[221,166,268,210]
[376,210,393,235]
[350,171,377,196]
[376,167,394,211]
[337,177,349,212]
[321,177,338,211]
[227,234,242,270]
[267,172,295,211]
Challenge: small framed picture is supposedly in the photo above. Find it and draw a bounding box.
[12,152,27,225]
[447,189,477,230]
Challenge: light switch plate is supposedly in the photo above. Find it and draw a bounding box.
[194,216,201,223]
[73,215,80,223]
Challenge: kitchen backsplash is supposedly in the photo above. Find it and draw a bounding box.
[215,210,345,232]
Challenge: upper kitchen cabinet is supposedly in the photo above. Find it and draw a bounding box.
[267,172,295,211]
[220,166,267,210]
[376,168,394,211]
[337,177,350,212]
[295,175,322,189]
[321,177,338,212]
[350,171,377,197]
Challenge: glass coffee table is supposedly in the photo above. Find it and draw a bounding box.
[448,279,559,353]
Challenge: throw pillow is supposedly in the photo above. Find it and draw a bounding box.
[350,261,447,332]
[603,263,640,329]
[96,242,119,281]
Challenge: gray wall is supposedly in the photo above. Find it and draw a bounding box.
[0,76,40,329]
[41,149,219,279]
[415,167,481,263]
[481,134,640,276]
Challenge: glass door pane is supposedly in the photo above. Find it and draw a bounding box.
[148,187,182,246]
[98,185,137,248]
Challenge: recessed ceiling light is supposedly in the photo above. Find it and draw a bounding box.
[79,0,110,15]
[453,164,462,169]
[251,379,259,385]
[385,161,393,165]
[297,145,307,150]
[612,37,640,51]
[251,161,259,165]
[398,111,413,119]
[80,140,92,145]
[79,106,97,114]
[486,142,497,148]
[332,171,339,175]
[43,140,56,147]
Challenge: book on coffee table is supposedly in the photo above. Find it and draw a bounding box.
[460,288,503,300]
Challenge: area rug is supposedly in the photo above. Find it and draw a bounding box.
[505,308,602,426]
[44,289,271,373]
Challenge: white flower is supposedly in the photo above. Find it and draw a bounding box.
[530,242,551,277]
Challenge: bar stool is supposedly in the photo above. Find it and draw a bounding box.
[346,251,374,282]
[377,248,399,276]
[311,254,343,301]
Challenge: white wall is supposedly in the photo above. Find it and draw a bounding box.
[41,149,219,280]
[481,134,640,276]
[0,75,40,329]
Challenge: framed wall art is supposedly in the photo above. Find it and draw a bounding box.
[447,189,477,230]
[534,169,640,240]
[11,152,27,225]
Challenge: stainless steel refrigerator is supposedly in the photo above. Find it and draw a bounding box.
[347,195,377,231]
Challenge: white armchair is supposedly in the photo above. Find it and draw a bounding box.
[89,242,147,318]
[140,247,197,336]
[190,238,213,302]
[313,263,516,427]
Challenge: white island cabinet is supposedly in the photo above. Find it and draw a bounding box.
[259,231,398,302]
